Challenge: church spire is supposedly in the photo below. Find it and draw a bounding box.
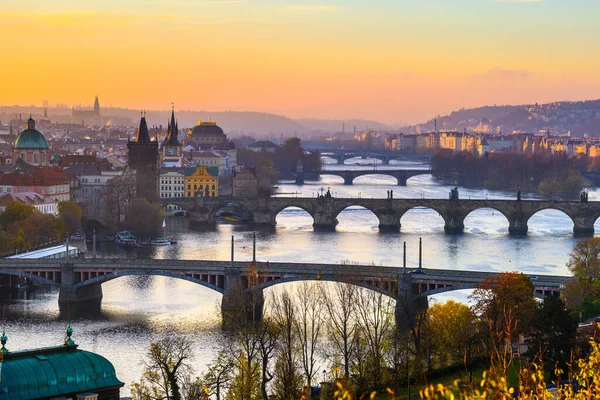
[94,95,100,115]
[163,104,181,146]
[135,112,151,143]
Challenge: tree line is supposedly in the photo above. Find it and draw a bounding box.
[130,239,600,400]
[431,150,585,196]
[0,200,82,255]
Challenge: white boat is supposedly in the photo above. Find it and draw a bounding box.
[151,238,171,246]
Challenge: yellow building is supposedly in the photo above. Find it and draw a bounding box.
[185,166,218,197]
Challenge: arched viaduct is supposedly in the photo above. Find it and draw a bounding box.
[316,169,432,185]
[163,196,600,235]
[0,259,569,328]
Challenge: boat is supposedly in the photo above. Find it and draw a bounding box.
[151,238,171,246]
[115,231,138,249]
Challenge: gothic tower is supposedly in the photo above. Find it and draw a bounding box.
[127,113,159,201]
[94,96,100,116]
[160,105,183,166]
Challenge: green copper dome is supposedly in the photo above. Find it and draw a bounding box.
[13,118,49,150]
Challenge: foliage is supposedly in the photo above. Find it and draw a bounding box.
[123,197,164,237]
[0,201,36,228]
[427,300,481,378]
[131,336,194,400]
[526,296,578,374]
[103,174,136,225]
[226,353,262,400]
[431,150,583,195]
[567,237,600,279]
[201,350,234,400]
[58,201,83,234]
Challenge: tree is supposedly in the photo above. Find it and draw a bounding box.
[567,237,600,279]
[11,213,59,249]
[103,174,136,225]
[0,201,36,228]
[269,289,303,400]
[130,336,194,400]
[527,296,577,374]
[58,201,83,235]
[294,282,324,392]
[427,300,481,379]
[256,321,280,400]
[319,282,358,381]
[226,353,262,400]
[353,288,395,392]
[471,272,537,381]
[124,198,164,237]
[201,350,234,400]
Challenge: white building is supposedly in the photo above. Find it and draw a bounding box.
[159,168,185,199]
[0,192,58,215]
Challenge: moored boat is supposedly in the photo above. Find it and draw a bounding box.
[115,230,138,249]
[151,238,171,246]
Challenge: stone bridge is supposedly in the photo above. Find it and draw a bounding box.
[0,258,570,328]
[162,197,600,235]
[317,169,432,185]
[321,151,423,165]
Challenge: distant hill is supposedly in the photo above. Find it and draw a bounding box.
[112,109,310,137]
[296,118,395,133]
[412,100,600,137]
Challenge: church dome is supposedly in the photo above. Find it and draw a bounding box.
[14,118,49,150]
[190,121,224,137]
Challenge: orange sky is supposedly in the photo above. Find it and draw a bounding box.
[2,0,600,124]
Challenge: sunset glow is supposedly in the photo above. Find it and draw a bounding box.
[2,0,600,123]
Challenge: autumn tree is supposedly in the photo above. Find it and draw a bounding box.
[269,289,304,400]
[58,201,83,235]
[353,287,395,392]
[124,198,164,237]
[294,282,324,392]
[427,300,481,380]
[130,336,194,400]
[201,349,234,400]
[471,272,537,380]
[0,201,36,228]
[319,282,358,381]
[567,237,600,279]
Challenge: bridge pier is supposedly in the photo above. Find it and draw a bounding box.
[188,210,217,227]
[573,216,595,236]
[508,215,528,235]
[443,213,465,234]
[395,274,429,333]
[221,267,264,329]
[378,212,401,232]
[343,176,353,185]
[396,176,408,186]
[313,215,338,231]
[58,263,103,310]
[381,158,390,165]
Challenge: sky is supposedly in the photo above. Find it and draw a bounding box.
[1,0,600,124]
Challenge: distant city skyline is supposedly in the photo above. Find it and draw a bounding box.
[2,0,600,124]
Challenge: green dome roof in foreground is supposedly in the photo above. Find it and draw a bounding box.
[13,117,49,150]
[0,328,124,400]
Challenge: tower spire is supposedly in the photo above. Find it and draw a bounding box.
[135,113,151,143]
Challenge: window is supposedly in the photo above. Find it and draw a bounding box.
[187,184,191,190]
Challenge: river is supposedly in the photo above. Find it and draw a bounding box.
[1,158,596,393]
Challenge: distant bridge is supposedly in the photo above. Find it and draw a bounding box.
[320,151,428,165]
[161,196,600,235]
[0,258,570,327]
[315,168,432,185]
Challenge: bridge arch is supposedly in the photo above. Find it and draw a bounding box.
[463,207,510,233]
[249,276,397,299]
[418,283,546,300]
[0,270,58,287]
[74,270,224,294]
[352,173,401,186]
[399,206,446,232]
[333,204,381,229]
[526,207,575,233]
[273,205,315,227]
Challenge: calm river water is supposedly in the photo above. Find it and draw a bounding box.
[2,158,597,393]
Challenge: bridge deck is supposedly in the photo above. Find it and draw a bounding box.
[0,259,570,289]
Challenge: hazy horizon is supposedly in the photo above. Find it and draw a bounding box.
[2,0,600,124]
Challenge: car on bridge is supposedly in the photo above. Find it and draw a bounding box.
[410,269,426,275]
